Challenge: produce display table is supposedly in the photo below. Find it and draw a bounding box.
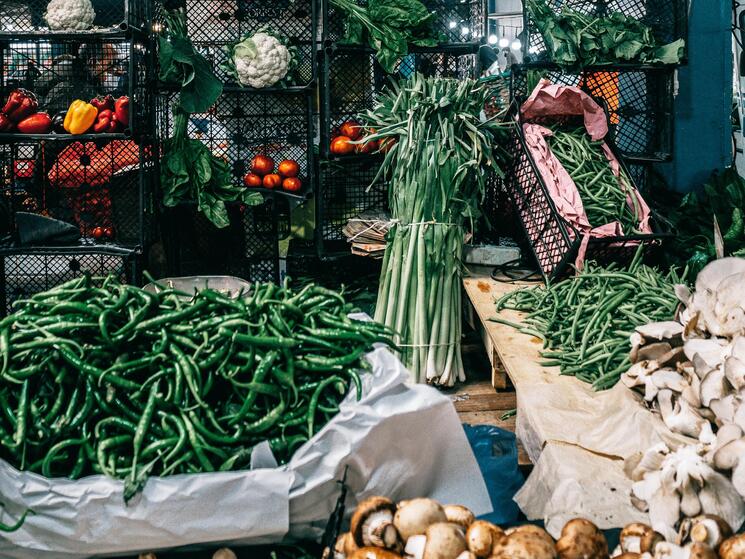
[461,269,686,535]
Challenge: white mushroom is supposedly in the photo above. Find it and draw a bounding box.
[443,505,474,530]
[555,518,608,559]
[349,548,402,559]
[723,355,745,390]
[465,520,503,557]
[677,514,732,549]
[709,394,739,424]
[213,549,237,559]
[405,522,467,559]
[491,527,556,559]
[350,497,399,549]
[618,523,663,554]
[393,498,446,543]
[656,390,707,438]
[719,533,745,559]
[699,368,732,408]
[336,532,360,559]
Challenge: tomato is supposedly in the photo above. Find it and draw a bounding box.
[330,136,355,156]
[243,172,263,187]
[263,173,281,189]
[356,138,379,154]
[282,177,302,192]
[277,159,300,178]
[378,136,397,154]
[103,226,114,239]
[251,154,275,176]
[91,226,104,240]
[339,120,362,140]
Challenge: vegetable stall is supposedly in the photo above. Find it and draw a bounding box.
[0,0,743,558]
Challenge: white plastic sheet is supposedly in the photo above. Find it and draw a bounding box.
[0,347,491,558]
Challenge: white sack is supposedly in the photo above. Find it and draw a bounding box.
[0,347,490,558]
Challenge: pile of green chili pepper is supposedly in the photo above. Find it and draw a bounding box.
[0,275,394,500]
[549,126,641,234]
[493,249,684,390]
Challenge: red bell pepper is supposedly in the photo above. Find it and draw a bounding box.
[114,96,129,127]
[92,109,121,133]
[17,113,53,134]
[90,95,114,112]
[1,89,38,123]
[0,113,15,132]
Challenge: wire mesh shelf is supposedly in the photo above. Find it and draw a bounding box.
[0,0,149,36]
[0,37,152,138]
[154,0,316,88]
[511,64,674,162]
[157,90,314,199]
[0,245,140,315]
[523,0,689,67]
[0,139,153,247]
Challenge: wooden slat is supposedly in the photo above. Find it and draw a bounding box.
[450,391,516,413]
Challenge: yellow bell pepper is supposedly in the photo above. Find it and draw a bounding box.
[63,100,98,134]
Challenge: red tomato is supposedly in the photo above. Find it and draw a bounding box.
[356,138,379,154]
[282,177,302,192]
[103,226,114,239]
[277,159,300,178]
[244,173,263,187]
[339,120,362,140]
[330,136,355,156]
[263,173,281,189]
[251,155,275,176]
[378,136,397,154]
[91,226,104,240]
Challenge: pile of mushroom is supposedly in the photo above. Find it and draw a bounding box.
[620,258,745,542]
[333,496,745,559]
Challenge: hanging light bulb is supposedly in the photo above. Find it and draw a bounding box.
[448,21,457,29]
[461,25,470,35]
[498,36,509,48]
[488,34,498,45]
[510,39,522,50]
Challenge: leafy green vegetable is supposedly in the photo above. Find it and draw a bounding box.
[158,6,222,113]
[330,0,442,73]
[527,0,685,68]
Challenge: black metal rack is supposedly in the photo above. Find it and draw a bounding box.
[0,9,155,299]
[522,0,689,67]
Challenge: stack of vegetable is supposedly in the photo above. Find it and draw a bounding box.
[363,75,507,385]
[329,0,443,73]
[158,2,261,228]
[0,275,393,499]
[493,249,683,390]
[527,0,685,68]
[548,125,641,233]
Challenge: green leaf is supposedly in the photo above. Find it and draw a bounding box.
[180,53,223,113]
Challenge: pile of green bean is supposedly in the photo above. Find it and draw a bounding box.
[549,126,641,234]
[0,275,394,499]
[493,250,684,390]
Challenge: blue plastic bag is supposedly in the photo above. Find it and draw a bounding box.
[463,424,525,525]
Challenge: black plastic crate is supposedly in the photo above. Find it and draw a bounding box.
[0,138,153,247]
[523,0,688,66]
[511,64,674,162]
[0,36,153,137]
[0,0,149,35]
[502,110,666,279]
[322,0,487,45]
[161,197,287,283]
[319,46,478,157]
[157,90,314,199]
[315,157,387,254]
[154,0,316,88]
[0,245,140,315]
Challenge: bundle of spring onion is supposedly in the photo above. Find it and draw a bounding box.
[493,249,684,390]
[549,126,641,233]
[362,74,508,385]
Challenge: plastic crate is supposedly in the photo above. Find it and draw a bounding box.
[315,157,388,255]
[156,90,315,199]
[322,0,487,44]
[154,0,316,88]
[161,197,287,283]
[0,246,140,315]
[319,46,479,157]
[0,37,153,138]
[502,111,666,279]
[523,0,688,66]
[0,139,153,247]
[511,64,675,162]
[0,0,149,35]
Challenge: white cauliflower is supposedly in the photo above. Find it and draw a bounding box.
[229,32,292,89]
[45,0,96,30]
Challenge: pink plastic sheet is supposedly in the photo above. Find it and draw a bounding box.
[520,80,652,270]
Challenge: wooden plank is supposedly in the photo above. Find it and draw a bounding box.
[450,391,516,413]
[463,286,510,390]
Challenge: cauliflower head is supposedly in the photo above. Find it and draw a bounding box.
[231,32,292,89]
[45,0,96,30]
